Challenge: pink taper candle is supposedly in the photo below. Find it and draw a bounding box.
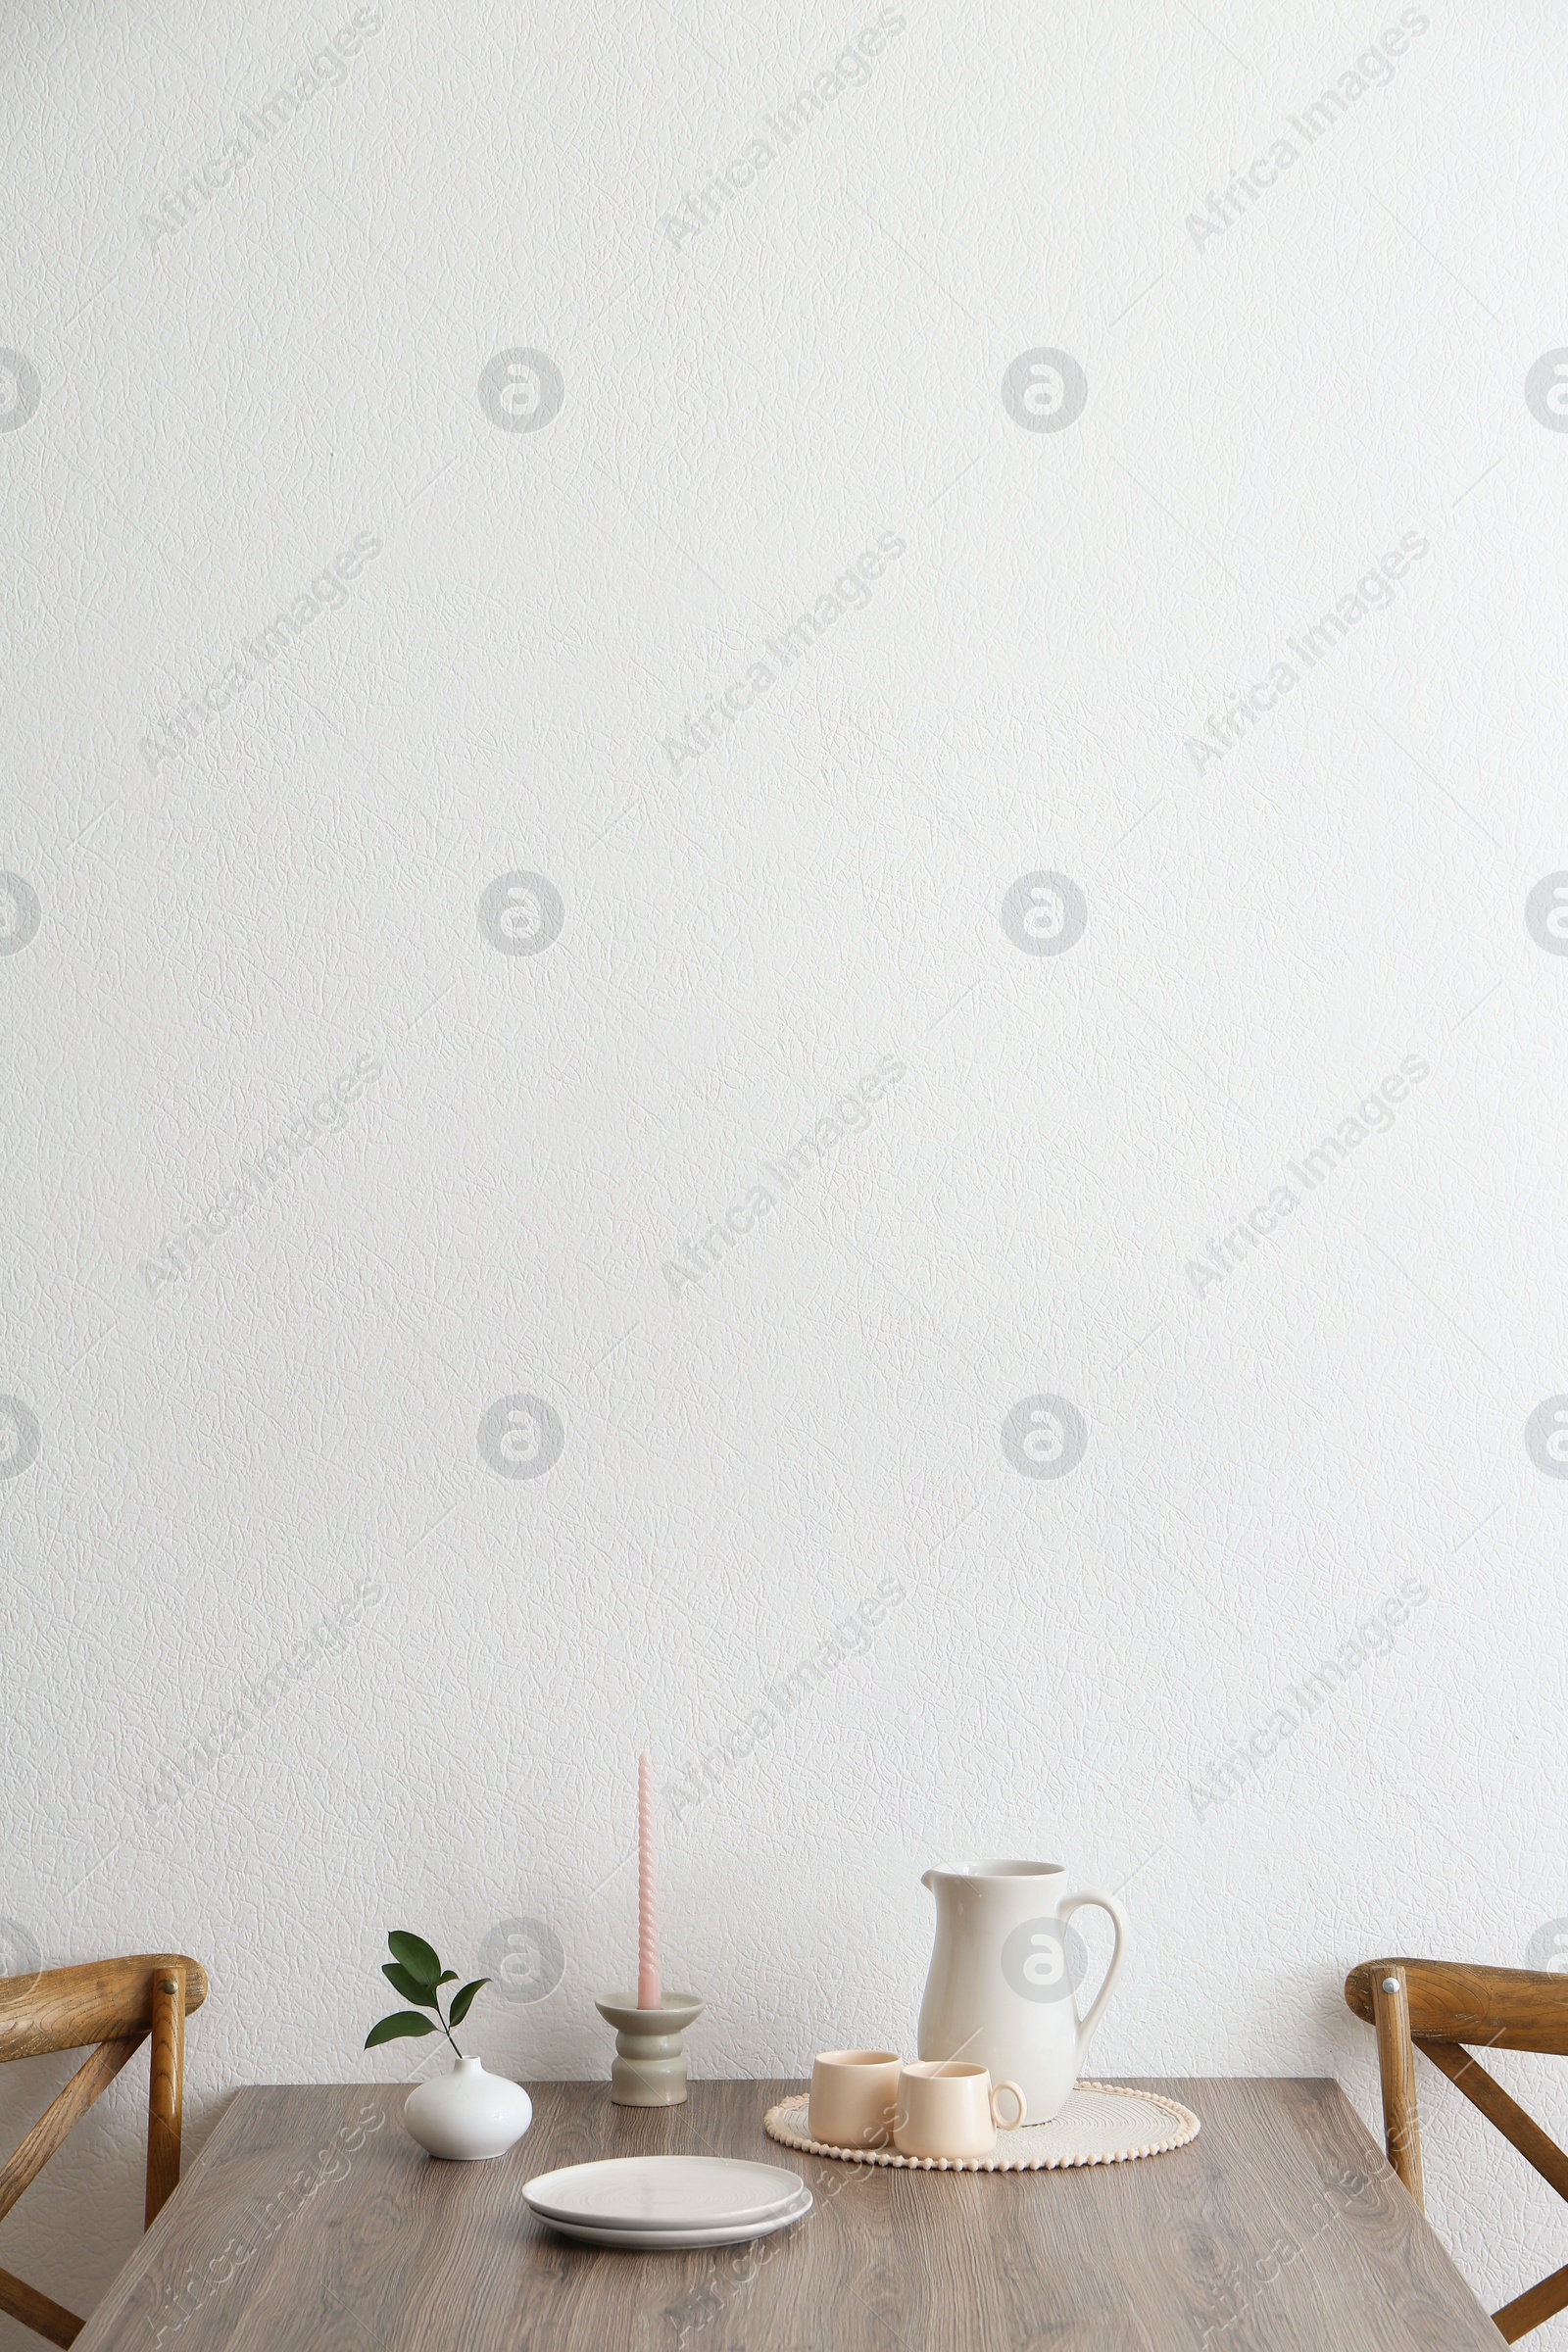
[637,1750,662,2010]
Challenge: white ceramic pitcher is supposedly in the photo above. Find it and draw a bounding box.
[916,1859,1129,2123]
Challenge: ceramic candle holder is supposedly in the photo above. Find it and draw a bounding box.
[595,1993,704,2106]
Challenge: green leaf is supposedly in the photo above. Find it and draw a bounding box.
[435,1971,458,1986]
[382,1961,439,2009]
[448,1979,490,2028]
[365,2012,438,2048]
[387,1932,442,1986]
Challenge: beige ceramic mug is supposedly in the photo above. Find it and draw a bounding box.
[894,2061,1026,2160]
[808,2050,902,2150]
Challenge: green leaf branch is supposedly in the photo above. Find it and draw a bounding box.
[365,1931,490,2058]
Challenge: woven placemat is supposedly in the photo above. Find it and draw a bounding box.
[763,2082,1200,2173]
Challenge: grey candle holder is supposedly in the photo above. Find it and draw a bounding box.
[595,1993,705,2106]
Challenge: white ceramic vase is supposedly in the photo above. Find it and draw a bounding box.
[403,2055,532,2160]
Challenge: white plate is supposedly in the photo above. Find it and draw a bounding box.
[531,2190,811,2251]
[523,2155,807,2231]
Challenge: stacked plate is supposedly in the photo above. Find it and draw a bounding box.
[522,2155,811,2249]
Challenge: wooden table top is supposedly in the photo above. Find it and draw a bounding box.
[75,2077,1501,2351]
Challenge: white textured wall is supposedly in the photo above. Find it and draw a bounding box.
[4,0,1568,2336]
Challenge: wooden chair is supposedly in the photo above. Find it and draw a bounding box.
[0,1954,208,2347]
[1347,1956,1568,2341]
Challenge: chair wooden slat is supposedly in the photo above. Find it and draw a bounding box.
[0,2038,143,2226]
[1494,2260,1568,2344]
[0,1953,207,2343]
[0,1956,208,2062]
[1372,1963,1425,2208]
[1348,1954,1568,2341]
[0,2265,82,2347]
[1346,1957,1568,2053]
[144,1969,184,2226]
[1415,2035,1568,2207]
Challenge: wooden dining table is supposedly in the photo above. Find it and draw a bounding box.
[74,2076,1503,2350]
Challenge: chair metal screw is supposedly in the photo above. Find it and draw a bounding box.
[1382,1977,1400,1995]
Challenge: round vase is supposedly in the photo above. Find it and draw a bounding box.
[403,2055,532,2160]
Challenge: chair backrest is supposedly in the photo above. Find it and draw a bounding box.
[0,1954,208,2349]
[1347,1956,1568,2343]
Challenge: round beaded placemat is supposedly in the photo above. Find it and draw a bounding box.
[763,2082,1200,2173]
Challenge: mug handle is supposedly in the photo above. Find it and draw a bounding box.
[991,2080,1026,2132]
[1058,1889,1130,2063]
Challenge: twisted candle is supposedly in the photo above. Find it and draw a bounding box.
[637,1750,662,2009]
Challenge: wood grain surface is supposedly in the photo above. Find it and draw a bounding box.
[1348,1955,1568,2338]
[0,1957,209,2064]
[73,2078,1503,2352]
[1371,1964,1426,2209]
[145,1970,187,2229]
[1346,1958,1568,2055]
[0,1957,211,2344]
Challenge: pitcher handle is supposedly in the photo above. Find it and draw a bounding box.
[1058,1889,1130,2062]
